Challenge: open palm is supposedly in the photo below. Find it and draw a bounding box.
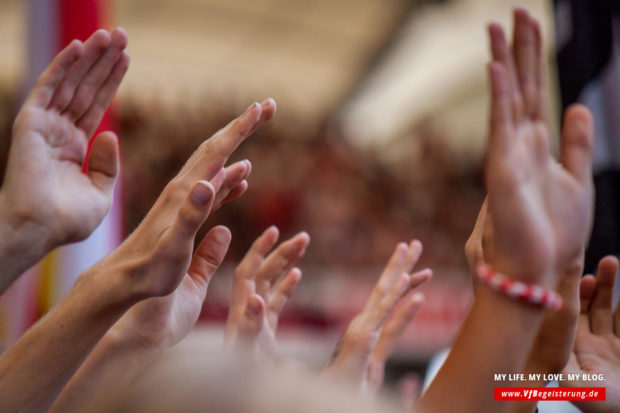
[4,29,129,248]
[562,256,620,413]
[485,10,593,287]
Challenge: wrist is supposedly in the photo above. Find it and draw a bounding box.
[75,260,141,316]
[99,325,163,368]
[476,262,563,310]
[489,257,556,290]
[0,191,52,258]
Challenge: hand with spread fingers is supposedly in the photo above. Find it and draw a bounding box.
[322,240,431,393]
[561,256,620,413]
[49,225,232,413]
[0,98,277,413]
[484,9,593,288]
[419,9,595,413]
[0,29,129,293]
[225,226,310,358]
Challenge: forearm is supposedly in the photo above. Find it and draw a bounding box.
[0,193,51,293]
[0,267,134,413]
[417,286,545,413]
[49,325,162,413]
[506,371,545,413]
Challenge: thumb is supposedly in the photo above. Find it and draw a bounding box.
[157,181,216,261]
[560,104,594,185]
[187,225,232,293]
[239,294,265,340]
[84,131,120,196]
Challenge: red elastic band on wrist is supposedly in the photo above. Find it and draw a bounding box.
[476,262,563,310]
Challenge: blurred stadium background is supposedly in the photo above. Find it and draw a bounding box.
[0,0,569,386]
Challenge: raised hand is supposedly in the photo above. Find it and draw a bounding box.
[0,29,129,292]
[322,241,430,392]
[418,10,595,413]
[225,226,310,358]
[561,256,620,413]
[465,197,582,381]
[485,9,594,288]
[0,99,276,413]
[106,226,232,353]
[94,99,276,301]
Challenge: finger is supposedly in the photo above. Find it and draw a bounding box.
[512,8,538,118]
[531,15,547,121]
[64,28,128,122]
[363,272,411,331]
[234,226,280,281]
[25,39,83,108]
[212,160,252,209]
[465,199,487,275]
[575,274,596,349]
[365,243,411,311]
[237,294,265,343]
[216,180,248,208]
[560,104,594,185]
[268,267,302,318]
[85,131,119,196]
[49,29,111,112]
[179,101,269,183]
[157,181,215,259]
[488,22,522,121]
[229,227,280,322]
[487,62,514,159]
[247,98,277,136]
[209,168,226,195]
[76,50,130,137]
[579,274,597,315]
[187,225,232,293]
[590,256,618,334]
[255,232,310,297]
[402,240,424,275]
[373,290,425,363]
[407,268,432,290]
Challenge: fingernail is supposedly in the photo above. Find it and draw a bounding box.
[212,227,231,244]
[247,299,261,317]
[245,101,259,113]
[410,239,422,251]
[191,182,212,206]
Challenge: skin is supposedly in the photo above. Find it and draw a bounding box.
[0,94,277,413]
[224,226,311,358]
[54,222,303,412]
[321,240,431,393]
[561,256,620,413]
[417,8,594,413]
[223,232,430,394]
[0,29,129,294]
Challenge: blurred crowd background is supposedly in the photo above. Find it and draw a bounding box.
[2,0,613,388]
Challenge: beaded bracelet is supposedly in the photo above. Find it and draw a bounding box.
[476,262,563,310]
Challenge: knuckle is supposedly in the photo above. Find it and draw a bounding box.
[69,91,91,114]
[197,249,221,270]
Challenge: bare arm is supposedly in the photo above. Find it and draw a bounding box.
[418,8,594,413]
[0,99,276,413]
[0,28,128,293]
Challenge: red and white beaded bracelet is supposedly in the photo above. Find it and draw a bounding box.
[476,262,563,310]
